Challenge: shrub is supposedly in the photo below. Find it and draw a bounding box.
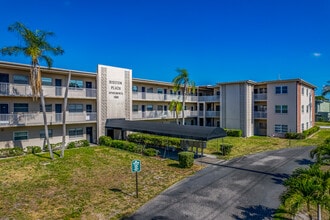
[225,129,242,137]
[26,146,42,154]
[99,136,112,146]
[143,148,158,156]
[0,147,24,158]
[324,137,330,144]
[220,144,233,156]
[67,142,76,149]
[285,132,306,139]
[302,126,320,137]
[178,151,194,168]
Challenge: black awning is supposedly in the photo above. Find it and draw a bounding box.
[105,119,227,141]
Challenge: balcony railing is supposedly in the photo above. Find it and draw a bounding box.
[132,92,198,102]
[254,111,267,119]
[254,93,267,101]
[198,110,220,117]
[0,112,97,127]
[0,82,96,98]
[132,110,198,120]
[198,95,220,102]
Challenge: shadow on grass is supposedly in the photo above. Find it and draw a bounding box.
[109,188,134,197]
[32,151,61,160]
[168,163,181,168]
[232,205,276,220]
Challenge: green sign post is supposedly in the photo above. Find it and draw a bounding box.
[131,160,141,198]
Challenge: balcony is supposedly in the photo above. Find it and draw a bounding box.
[0,82,96,99]
[198,95,220,102]
[198,110,220,117]
[132,92,198,102]
[0,112,97,127]
[132,110,198,120]
[254,93,267,101]
[254,111,267,119]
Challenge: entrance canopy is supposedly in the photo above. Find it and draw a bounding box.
[105,119,227,141]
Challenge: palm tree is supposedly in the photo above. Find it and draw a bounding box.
[310,143,330,164]
[1,22,64,159]
[172,68,195,125]
[169,99,182,124]
[281,165,330,220]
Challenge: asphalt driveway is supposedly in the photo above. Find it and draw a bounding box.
[127,146,314,220]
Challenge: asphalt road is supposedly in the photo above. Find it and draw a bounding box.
[126,146,314,220]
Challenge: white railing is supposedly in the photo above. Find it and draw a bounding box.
[0,82,96,98]
[254,111,267,118]
[198,95,220,102]
[254,93,267,101]
[132,110,198,120]
[132,92,198,102]
[0,112,97,127]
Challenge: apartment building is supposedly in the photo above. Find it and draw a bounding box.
[0,61,316,149]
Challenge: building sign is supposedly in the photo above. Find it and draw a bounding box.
[109,80,124,99]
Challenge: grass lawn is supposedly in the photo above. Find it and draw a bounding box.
[206,128,330,159]
[0,147,202,219]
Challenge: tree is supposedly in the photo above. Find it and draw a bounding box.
[172,68,195,125]
[61,71,71,158]
[169,99,182,124]
[1,22,64,159]
[322,81,330,97]
[310,139,330,165]
[281,165,330,220]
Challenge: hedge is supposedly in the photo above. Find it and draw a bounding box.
[99,136,142,153]
[0,147,24,158]
[225,129,242,137]
[127,133,181,149]
[285,126,320,140]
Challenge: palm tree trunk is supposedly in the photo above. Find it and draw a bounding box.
[60,71,71,158]
[40,89,53,159]
[317,204,321,220]
[182,89,185,125]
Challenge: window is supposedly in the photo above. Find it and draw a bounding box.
[157,105,163,111]
[146,105,153,111]
[69,128,83,138]
[132,105,138,112]
[13,131,28,141]
[274,124,288,133]
[302,123,305,131]
[302,87,304,95]
[259,122,267,129]
[132,85,138,92]
[13,75,28,84]
[306,105,309,113]
[147,88,153,93]
[275,86,288,94]
[157,88,163,94]
[275,105,288,114]
[14,103,28,112]
[216,91,220,95]
[69,79,83,89]
[306,122,309,129]
[68,104,83,112]
[42,77,52,86]
[40,104,52,112]
[302,105,304,113]
[40,129,53,138]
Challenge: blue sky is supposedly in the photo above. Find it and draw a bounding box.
[0,0,329,95]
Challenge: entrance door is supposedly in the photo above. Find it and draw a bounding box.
[86,81,92,97]
[142,87,146,99]
[164,89,167,100]
[0,104,9,123]
[0,73,9,95]
[86,104,94,120]
[55,104,62,122]
[86,127,93,143]
[141,105,145,118]
[55,79,62,96]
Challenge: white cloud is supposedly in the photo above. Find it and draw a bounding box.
[313,52,322,57]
